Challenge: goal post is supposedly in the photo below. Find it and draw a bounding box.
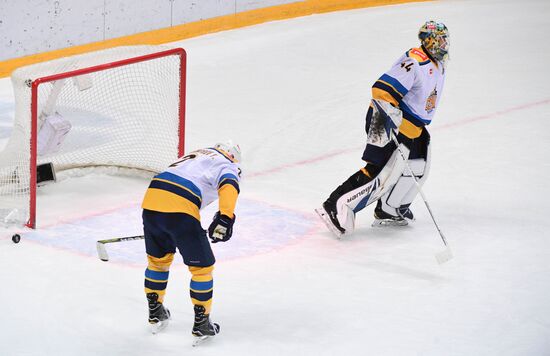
[0,46,187,228]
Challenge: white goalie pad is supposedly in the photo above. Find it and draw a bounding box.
[315,203,356,239]
[335,143,410,217]
[37,113,72,156]
[367,99,403,147]
[383,144,431,211]
[337,204,356,235]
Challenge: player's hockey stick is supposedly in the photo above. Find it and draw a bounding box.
[96,235,144,262]
[391,136,453,264]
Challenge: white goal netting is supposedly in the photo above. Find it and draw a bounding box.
[0,45,185,227]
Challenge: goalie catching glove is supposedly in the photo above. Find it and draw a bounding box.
[208,212,235,243]
[367,99,403,147]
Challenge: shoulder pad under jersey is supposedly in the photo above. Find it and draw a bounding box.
[406,47,430,65]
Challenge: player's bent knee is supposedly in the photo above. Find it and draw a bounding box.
[189,265,215,277]
[147,253,175,271]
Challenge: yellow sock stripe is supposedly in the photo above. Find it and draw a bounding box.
[145,277,169,283]
[0,0,430,78]
[191,298,213,314]
[189,265,215,274]
[145,287,167,303]
[191,275,213,283]
[190,288,214,294]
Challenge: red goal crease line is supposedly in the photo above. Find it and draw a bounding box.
[247,98,550,178]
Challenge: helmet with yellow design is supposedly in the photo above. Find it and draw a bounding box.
[418,21,450,63]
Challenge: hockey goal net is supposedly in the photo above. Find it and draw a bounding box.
[0,46,186,228]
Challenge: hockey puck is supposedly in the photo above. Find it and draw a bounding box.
[12,234,21,244]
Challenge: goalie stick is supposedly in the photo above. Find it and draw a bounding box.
[391,135,453,264]
[96,235,144,262]
[371,99,452,264]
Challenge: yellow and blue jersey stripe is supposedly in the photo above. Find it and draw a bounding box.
[372,74,425,139]
[372,74,408,107]
[142,171,203,220]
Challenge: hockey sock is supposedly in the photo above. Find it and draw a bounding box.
[144,253,174,303]
[327,164,381,204]
[189,265,215,314]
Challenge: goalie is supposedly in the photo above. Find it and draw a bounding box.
[316,21,450,237]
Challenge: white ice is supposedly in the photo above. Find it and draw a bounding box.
[1,0,550,355]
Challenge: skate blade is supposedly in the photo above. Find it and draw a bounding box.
[371,218,408,227]
[192,335,213,347]
[150,320,169,334]
[314,207,344,239]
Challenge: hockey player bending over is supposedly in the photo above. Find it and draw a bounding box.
[316,21,449,237]
[141,141,241,341]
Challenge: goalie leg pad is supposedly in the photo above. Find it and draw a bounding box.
[335,144,409,219]
[379,144,431,217]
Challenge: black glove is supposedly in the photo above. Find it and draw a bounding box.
[208,212,235,243]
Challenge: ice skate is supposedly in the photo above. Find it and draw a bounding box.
[147,292,171,334]
[372,200,409,227]
[315,201,345,238]
[192,305,220,346]
[398,205,415,222]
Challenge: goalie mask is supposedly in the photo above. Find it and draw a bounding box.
[214,140,242,163]
[418,21,450,63]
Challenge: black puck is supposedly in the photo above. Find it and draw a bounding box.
[12,234,21,244]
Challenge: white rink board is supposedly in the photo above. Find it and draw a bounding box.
[0,0,300,60]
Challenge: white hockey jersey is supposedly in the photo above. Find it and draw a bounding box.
[142,148,241,221]
[372,47,446,139]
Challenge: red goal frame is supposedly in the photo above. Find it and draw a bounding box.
[27,47,186,228]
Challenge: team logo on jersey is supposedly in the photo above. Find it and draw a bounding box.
[425,87,438,113]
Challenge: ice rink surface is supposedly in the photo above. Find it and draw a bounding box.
[1,0,550,355]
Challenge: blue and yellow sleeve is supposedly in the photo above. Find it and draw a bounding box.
[371,70,423,139]
[372,73,409,107]
[217,173,240,218]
